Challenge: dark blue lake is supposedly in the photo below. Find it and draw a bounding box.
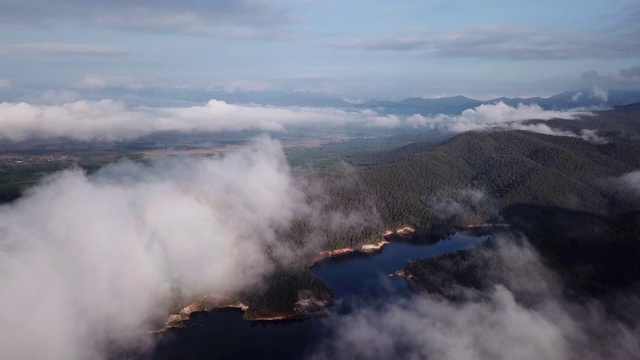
[145,233,484,359]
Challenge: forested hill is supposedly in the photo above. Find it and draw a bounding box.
[345,141,440,166]
[355,130,640,230]
[526,102,640,143]
[348,104,640,167]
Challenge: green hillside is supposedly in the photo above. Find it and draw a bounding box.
[355,130,640,231]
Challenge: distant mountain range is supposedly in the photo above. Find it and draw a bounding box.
[345,105,640,304]
[356,89,640,116]
[183,89,640,116]
[347,104,640,167]
[200,88,640,115]
[7,85,638,113]
[349,106,640,230]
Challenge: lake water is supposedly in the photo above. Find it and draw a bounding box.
[145,233,484,359]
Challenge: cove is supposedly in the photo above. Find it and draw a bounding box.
[144,232,485,359]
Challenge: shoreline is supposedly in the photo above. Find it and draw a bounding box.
[393,268,443,300]
[158,295,249,332]
[160,294,333,331]
[159,226,416,331]
[308,226,417,266]
[307,239,390,267]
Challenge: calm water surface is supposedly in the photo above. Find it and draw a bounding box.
[146,233,484,359]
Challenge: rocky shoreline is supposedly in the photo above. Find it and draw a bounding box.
[307,239,389,266]
[159,227,417,332]
[160,295,333,331]
[159,295,249,332]
[308,226,418,266]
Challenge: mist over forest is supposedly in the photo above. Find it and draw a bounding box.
[2,0,640,359]
[0,99,639,359]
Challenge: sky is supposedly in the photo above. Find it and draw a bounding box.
[1,0,639,101]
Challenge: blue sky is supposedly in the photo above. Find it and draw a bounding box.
[0,0,639,101]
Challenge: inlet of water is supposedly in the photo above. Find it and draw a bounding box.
[146,233,485,359]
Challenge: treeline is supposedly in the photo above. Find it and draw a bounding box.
[405,242,496,300]
[279,128,640,253]
[172,124,640,320]
[526,103,640,143]
[345,140,439,166]
[240,265,332,319]
[405,206,640,301]
[274,166,384,253]
[354,130,640,231]
[503,204,640,296]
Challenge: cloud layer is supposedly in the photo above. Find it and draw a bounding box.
[611,170,640,204]
[0,137,323,359]
[407,101,600,141]
[407,102,578,130]
[312,235,640,360]
[0,99,402,141]
[427,188,495,225]
[618,170,640,194]
[0,99,590,142]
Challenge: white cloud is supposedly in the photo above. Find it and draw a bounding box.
[0,79,10,87]
[407,101,591,133]
[0,136,381,359]
[615,170,640,196]
[407,102,579,131]
[0,137,319,359]
[504,123,607,143]
[577,129,607,144]
[0,99,403,141]
[313,287,573,360]
[571,92,583,102]
[591,86,609,102]
[458,102,577,124]
[405,102,606,142]
[0,99,602,142]
[312,236,640,360]
[428,188,494,225]
[505,122,577,136]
